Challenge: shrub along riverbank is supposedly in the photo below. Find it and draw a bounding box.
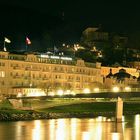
[0,99,140,121]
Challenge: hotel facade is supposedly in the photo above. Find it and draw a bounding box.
[0,51,103,97]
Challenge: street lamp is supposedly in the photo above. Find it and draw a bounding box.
[112,86,120,92]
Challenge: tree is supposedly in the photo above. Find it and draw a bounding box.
[76,50,97,62]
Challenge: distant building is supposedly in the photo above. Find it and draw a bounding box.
[127,61,140,69]
[126,48,140,61]
[101,66,139,78]
[81,27,109,49]
[82,27,109,41]
[102,67,138,88]
[112,35,128,50]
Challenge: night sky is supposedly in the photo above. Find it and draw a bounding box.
[0,0,140,51]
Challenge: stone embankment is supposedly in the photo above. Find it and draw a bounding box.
[0,111,113,121]
[0,112,48,121]
[0,111,139,121]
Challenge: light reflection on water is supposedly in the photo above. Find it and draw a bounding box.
[0,115,139,140]
[135,115,140,140]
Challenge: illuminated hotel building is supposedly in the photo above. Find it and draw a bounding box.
[0,51,103,96]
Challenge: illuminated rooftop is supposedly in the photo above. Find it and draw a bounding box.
[0,51,99,68]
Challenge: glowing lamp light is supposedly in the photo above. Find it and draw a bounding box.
[17,93,22,97]
[112,133,120,140]
[71,91,76,96]
[96,116,103,122]
[94,88,100,93]
[83,88,90,94]
[27,92,46,97]
[112,86,120,92]
[124,86,131,92]
[26,89,46,97]
[57,90,64,96]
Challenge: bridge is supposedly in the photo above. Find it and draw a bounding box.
[7,91,140,118]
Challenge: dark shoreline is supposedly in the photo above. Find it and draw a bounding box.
[0,111,140,121]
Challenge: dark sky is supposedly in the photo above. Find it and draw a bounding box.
[0,0,140,50]
[3,0,139,28]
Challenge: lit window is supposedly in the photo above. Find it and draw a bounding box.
[0,71,5,77]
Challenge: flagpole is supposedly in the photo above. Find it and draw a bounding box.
[25,37,31,52]
[26,43,28,52]
[26,37,28,52]
[3,37,11,51]
[3,38,6,52]
[54,46,55,55]
[3,39,5,51]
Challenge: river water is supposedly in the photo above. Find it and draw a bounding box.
[0,114,139,140]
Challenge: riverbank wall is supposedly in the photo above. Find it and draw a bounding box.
[0,111,140,121]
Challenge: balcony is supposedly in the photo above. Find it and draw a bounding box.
[24,76,31,79]
[85,62,96,68]
[42,69,50,72]
[25,67,31,70]
[43,77,49,80]
[13,66,21,69]
[13,75,22,79]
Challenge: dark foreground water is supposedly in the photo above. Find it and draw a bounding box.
[0,114,139,140]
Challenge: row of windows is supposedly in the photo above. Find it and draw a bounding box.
[12,84,82,90]
[10,66,98,75]
[0,60,99,75]
[8,82,85,89]
[0,69,97,81]
[10,62,98,74]
[26,57,36,62]
[0,55,6,59]
[0,77,93,87]
[0,53,75,65]
[9,76,92,83]
[0,62,5,66]
[14,89,42,93]
[9,56,25,60]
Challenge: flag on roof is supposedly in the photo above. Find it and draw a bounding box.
[4,37,11,43]
[26,37,31,45]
